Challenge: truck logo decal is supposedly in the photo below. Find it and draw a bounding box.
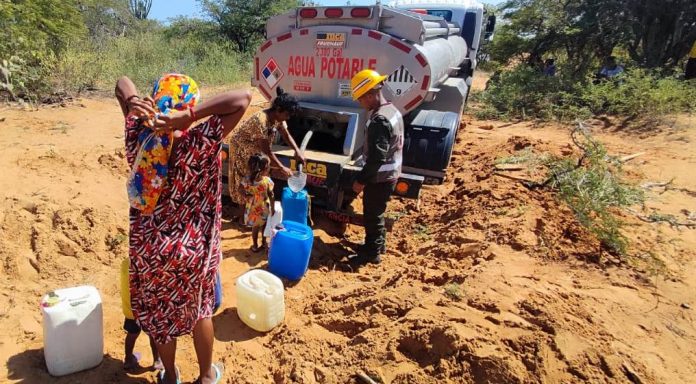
[262,58,283,89]
[316,32,346,48]
[290,159,327,178]
[385,65,417,96]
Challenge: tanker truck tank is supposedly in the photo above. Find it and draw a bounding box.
[227,4,479,228]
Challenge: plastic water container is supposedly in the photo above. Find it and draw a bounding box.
[268,220,314,280]
[287,170,307,193]
[263,201,283,238]
[41,285,103,376]
[213,271,222,313]
[281,187,309,225]
[236,270,284,332]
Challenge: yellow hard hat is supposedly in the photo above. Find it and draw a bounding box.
[351,69,387,100]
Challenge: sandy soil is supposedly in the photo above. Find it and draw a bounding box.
[1,86,695,384]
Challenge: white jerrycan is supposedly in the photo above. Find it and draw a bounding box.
[264,201,283,238]
[236,270,285,332]
[41,285,103,376]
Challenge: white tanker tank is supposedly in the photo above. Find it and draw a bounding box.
[254,6,469,114]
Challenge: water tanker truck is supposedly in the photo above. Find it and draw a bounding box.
[223,3,491,227]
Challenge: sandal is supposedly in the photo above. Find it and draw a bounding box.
[157,365,181,384]
[250,245,261,253]
[194,362,224,384]
[212,362,224,384]
[123,352,142,371]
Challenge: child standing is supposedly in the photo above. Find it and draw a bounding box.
[120,257,161,371]
[242,153,275,252]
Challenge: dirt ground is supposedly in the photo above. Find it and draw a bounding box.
[1,82,695,384]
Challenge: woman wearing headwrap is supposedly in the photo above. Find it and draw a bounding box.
[116,74,251,384]
[227,87,306,210]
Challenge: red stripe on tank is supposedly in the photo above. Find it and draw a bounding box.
[404,95,423,110]
[415,54,427,67]
[259,85,272,100]
[260,40,273,52]
[368,30,382,40]
[389,38,412,53]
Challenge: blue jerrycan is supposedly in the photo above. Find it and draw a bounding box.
[281,187,308,225]
[268,220,314,280]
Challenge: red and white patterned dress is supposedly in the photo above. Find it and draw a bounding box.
[125,114,223,344]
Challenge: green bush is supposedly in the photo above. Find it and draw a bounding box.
[475,65,696,122]
[545,127,643,255]
[54,32,251,94]
[1,1,253,100]
[581,69,696,118]
[0,0,85,99]
[473,66,591,121]
[497,126,644,256]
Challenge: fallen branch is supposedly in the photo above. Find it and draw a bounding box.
[629,210,696,228]
[493,172,536,184]
[494,164,526,171]
[520,122,592,190]
[641,179,675,189]
[619,152,646,163]
[673,187,696,198]
[356,372,379,384]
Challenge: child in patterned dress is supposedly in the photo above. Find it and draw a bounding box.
[242,153,275,252]
[120,257,161,371]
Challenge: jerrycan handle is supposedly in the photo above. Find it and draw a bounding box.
[67,293,91,307]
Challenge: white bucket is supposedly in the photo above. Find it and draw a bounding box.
[41,285,103,376]
[287,169,306,193]
[236,270,284,332]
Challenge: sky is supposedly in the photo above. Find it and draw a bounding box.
[149,0,503,22]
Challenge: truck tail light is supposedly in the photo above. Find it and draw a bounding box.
[409,9,428,15]
[395,181,410,195]
[324,8,344,18]
[299,8,318,18]
[350,7,371,18]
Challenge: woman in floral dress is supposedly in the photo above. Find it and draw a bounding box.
[227,87,305,210]
[116,74,250,384]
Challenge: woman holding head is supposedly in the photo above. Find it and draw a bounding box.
[116,73,251,384]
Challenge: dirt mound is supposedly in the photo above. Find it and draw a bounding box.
[98,149,129,176]
[393,131,599,267]
[0,197,126,283]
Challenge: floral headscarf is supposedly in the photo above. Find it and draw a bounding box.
[152,73,200,114]
[127,74,200,214]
